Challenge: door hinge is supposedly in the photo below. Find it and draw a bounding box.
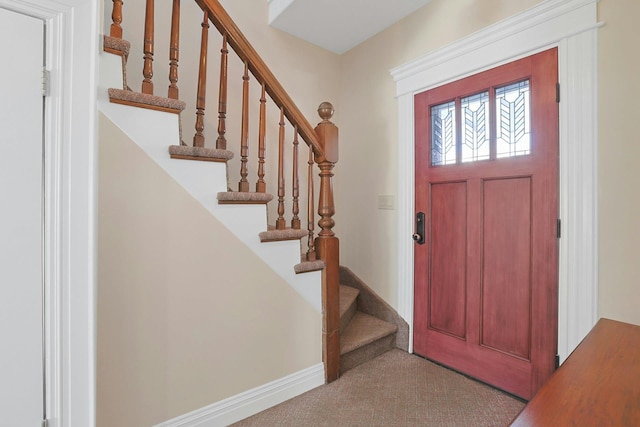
[42,67,50,97]
[556,82,560,103]
[555,354,560,369]
[557,218,561,239]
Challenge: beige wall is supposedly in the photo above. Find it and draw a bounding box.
[97,113,321,426]
[597,0,640,325]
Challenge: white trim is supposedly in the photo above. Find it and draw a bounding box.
[557,29,600,359]
[0,0,98,426]
[153,363,325,427]
[391,0,600,362]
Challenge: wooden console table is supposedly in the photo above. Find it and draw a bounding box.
[510,318,640,426]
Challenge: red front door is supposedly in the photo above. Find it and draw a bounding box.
[413,48,559,399]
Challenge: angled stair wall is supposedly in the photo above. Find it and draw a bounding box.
[98,42,326,426]
[98,85,323,309]
[102,0,343,385]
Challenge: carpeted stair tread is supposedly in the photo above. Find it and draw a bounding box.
[103,35,130,56]
[108,88,186,114]
[259,228,308,242]
[169,145,234,162]
[341,311,397,355]
[339,285,360,333]
[217,191,274,204]
[294,260,325,274]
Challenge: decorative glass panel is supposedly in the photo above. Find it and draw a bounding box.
[431,101,456,165]
[496,80,531,158]
[461,91,490,163]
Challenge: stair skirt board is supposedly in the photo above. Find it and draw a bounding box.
[152,363,324,427]
[98,90,322,312]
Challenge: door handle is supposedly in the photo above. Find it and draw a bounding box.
[413,212,425,245]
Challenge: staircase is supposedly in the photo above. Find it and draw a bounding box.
[101,0,407,384]
[339,267,409,373]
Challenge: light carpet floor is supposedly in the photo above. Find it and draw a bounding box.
[231,349,525,426]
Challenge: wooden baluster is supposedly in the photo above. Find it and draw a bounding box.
[276,108,286,230]
[216,36,228,150]
[193,12,209,147]
[291,128,301,229]
[306,146,316,261]
[110,0,123,38]
[238,62,250,192]
[256,83,267,193]
[142,0,154,94]
[314,102,340,383]
[167,0,180,99]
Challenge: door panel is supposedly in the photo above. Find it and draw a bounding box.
[414,48,558,399]
[0,7,45,425]
[482,177,532,360]
[429,182,467,339]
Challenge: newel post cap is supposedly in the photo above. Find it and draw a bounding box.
[318,102,335,122]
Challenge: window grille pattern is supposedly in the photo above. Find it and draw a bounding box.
[461,91,490,163]
[496,81,530,158]
[429,79,531,166]
[431,101,456,165]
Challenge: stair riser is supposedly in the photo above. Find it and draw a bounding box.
[339,300,357,334]
[340,334,396,374]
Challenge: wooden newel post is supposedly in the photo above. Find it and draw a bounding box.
[314,102,340,383]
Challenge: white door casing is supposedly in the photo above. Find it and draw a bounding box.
[391,0,600,361]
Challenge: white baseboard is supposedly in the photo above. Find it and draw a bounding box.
[153,363,325,427]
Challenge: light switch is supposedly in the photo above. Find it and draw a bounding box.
[378,195,395,210]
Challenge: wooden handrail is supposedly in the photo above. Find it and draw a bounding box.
[194,0,323,158]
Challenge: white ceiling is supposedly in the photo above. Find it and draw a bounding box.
[268,0,432,54]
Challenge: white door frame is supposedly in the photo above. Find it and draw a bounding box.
[0,0,98,425]
[391,0,601,362]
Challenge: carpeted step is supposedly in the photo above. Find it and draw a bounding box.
[217,191,274,204]
[108,88,186,114]
[103,35,130,57]
[168,145,234,163]
[339,285,359,334]
[259,228,308,242]
[340,311,397,374]
[103,36,131,91]
[294,259,325,274]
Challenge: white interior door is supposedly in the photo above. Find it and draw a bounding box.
[0,7,45,425]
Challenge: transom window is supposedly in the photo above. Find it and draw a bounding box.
[431,79,531,166]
